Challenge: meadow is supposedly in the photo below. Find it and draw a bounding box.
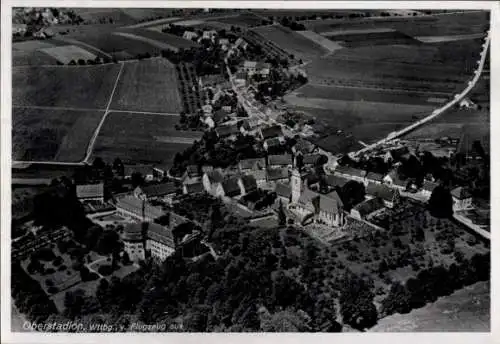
[12,108,104,162]
[251,24,328,61]
[207,12,264,27]
[13,64,122,108]
[110,58,183,113]
[91,112,191,165]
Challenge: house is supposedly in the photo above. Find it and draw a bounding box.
[121,223,146,262]
[115,196,164,223]
[146,222,175,261]
[238,157,266,172]
[451,187,473,211]
[133,182,177,204]
[420,180,439,199]
[202,165,214,173]
[275,182,292,205]
[222,105,232,113]
[240,118,263,136]
[202,30,217,40]
[199,74,226,89]
[76,183,104,203]
[235,37,249,50]
[384,146,410,163]
[248,169,267,187]
[182,181,205,195]
[350,198,385,220]
[459,97,478,110]
[263,137,283,151]
[13,23,27,35]
[268,154,293,169]
[266,168,289,184]
[182,165,201,184]
[238,175,258,195]
[202,170,225,196]
[215,123,240,140]
[365,183,400,208]
[259,125,283,140]
[124,165,156,181]
[216,177,241,198]
[243,60,258,73]
[183,30,199,41]
[334,165,367,183]
[255,62,271,77]
[234,71,247,86]
[219,38,230,46]
[364,172,384,185]
[383,170,408,191]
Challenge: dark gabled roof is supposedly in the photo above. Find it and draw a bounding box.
[451,187,471,200]
[240,175,257,192]
[116,196,164,220]
[365,183,398,202]
[353,198,385,217]
[264,137,282,148]
[216,124,239,137]
[213,109,228,123]
[335,165,366,178]
[146,223,175,248]
[297,188,318,212]
[205,170,225,184]
[184,182,204,194]
[222,177,241,197]
[268,154,292,166]
[385,170,407,187]
[239,157,266,170]
[124,165,153,177]
[423,180,439,192]
[261,125,283,139]
[365,172,384,182]
[275,182,291,198]
[186,165,200,177]
[140,182,176,197]
[319,191,343,214]
[325,174,349,188]
[266,168,289,181]
[76,183,104,199]
[122,223,144,242]
[303,154,322,165]
[247,169,267,181]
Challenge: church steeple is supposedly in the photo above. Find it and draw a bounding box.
[291,168,302,203]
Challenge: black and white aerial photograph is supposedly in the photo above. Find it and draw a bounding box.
[3,2,494,338]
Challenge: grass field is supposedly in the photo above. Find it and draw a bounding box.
[110,58,183,113]
[13,64,122,108]
[13,108,104,162]
[252,24,328,61]
[117,28,200,50]
[207,12,264,27]
[40,45,97,64]
[323,29,421,48]
[308,11,489,37]
[13,40,67,66]
[296,31,344,52]
[91,112,191,165]
[370,281,490,332]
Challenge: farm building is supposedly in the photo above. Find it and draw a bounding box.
[199,74,226,88]
[235,37,249,50]
[259,125,283,140]
[266,167,289,185]
[364,172,384,185]
[268,154,293,169]
[116,196,164,223]
[124,165,156,182]
[334,165,367,183]
[451,187,473,211]
[183,182,205,195]
[350,198,385,220]
[202,30,218,40]
[238,157,266,172]
[246,169,267,188]
[146,222,175,262]
[76,183,104,203]
[133,182,177,204]
[234,71,248,86]
[263,137,284,151]
[301,154,323,167]
[216,177,242,198]
[183,165,201,183]
[215,123,240,140]
[238,175,258,195]
[325,174,349,189]
[365,183,400,209]
[240,118,263,135]
[383,170,409,191]
[243,61,271,76]
[202,170,225,196]
[183,31,199,41]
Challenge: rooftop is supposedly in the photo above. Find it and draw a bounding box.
[275,182,291,199]
[184,182,204,194]
[76,183,104,199]
[353,198,385,217]
[146,222,175,248]
[366,171,384,182]
[451,186,472,200]
[335,165,366,178]
[116,196,165,220]
[139,182,177,198]
[261,125,283,139]
[268,154,292,166]
[240,175,258,192]
[267,168,289,181]
[222,177,241,197]
[365,183,398,202]
[239,157,266,170]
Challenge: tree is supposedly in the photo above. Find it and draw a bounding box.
[340,181,366,211]
[428,186,453,218]
[277,200,287,226]
[381,282,411,316]
[131,172,144,188]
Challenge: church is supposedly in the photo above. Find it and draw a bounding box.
[289,169,345,227]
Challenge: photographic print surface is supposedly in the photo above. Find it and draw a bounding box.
[10,6,491,333]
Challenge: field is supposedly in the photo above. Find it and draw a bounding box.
[296,31,344,52]
[323,29,421,48]
[251,24,328,61]
[73,8,177,25]
[206,12,264,27]
[110,58,183,113]
[13,40,67,66]
[370,281,490,332]
[307,11,490,37]
[116,28,200,51]
[13,64,122,108]
[13,108,104,162]
[40,45,97,64]
[91,112,191,165]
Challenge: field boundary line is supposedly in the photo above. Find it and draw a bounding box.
[108,109,180,116]
[13,105,106,112]
[307,82,453,96]
[83,62,125,163]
